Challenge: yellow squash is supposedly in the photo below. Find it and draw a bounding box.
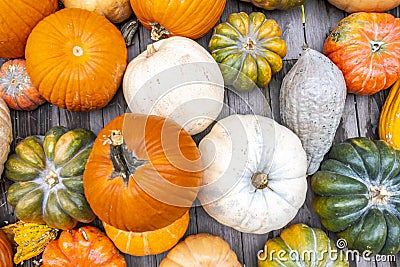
[379,79,400,149]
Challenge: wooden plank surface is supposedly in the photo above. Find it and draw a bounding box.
[0,0,399,266]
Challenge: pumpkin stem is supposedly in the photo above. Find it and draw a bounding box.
[370,186,392,205]
[104,130,147,186]
[72,46,84,57]
[243,37,256,50]
[149,22,171,41]
[121,17,139,47]
[370,41,385,53]
[146,44,157,58]
[251,172,268,190]
[44,170,59,189]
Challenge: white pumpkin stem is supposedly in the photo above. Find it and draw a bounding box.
[370,185,392,205]
[146,44,157,58]
[149,22,171,41]
[251,172,268,190]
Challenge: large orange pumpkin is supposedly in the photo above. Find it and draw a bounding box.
[83,113,203,232]
[130,0,226,40]
[103,211,189,256]
[324,12,400,95]
[41,226,126,267]
[0,0,58,58]
[25,8,127,112]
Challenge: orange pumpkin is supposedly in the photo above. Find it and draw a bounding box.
[41,226,126,267]
[103,211,189,256]
[25,8,127,112]
[0,230,12,267]
[0,0,58,58]
[130,0,226,40]
[83,114,203,232]
[324,12,400,95]
[160,233,242,267]
[0,59,45,111]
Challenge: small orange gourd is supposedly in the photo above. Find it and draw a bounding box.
[103,211,189,256]
[0,230,12,267]
[41,226,126,267]
[0,59,45,111]
[379,79,400,149]
[25,8,127,112]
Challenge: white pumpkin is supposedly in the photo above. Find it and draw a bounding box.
[123,36,225,135]
[0,98,12,175]
[62,0,132,23]
[198,114,307,234]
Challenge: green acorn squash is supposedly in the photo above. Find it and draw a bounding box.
[312,137,400,255]
[5,126,96,230]
[258,223,348,266]
[209,12,287,91]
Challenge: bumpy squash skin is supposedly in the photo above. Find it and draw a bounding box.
[5,126,96,230]
[379,79,400,149]
[241,0,307,10]
[312,138,400,255]
[258,224,349,267]
[280,49,347,175]
[209,12,287,91]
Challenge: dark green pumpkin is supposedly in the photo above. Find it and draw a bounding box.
[5,126,96,230]
[312,137,400,255]
[209,12,287,91]
[258,223,348,266]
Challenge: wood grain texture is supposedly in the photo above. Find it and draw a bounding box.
[0,0,399,266]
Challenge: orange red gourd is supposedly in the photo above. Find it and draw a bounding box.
[0,0,58,58]
[83,113,203,232]
[25,8,127,112]
[0,230,12,267]
[0,59,45,111]
[103,211,190,256]
[324,12,400,95]
[41,226,126,267]
[130,0,226,40]
[327,0,400,12]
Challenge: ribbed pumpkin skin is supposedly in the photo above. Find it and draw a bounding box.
[258,224,349,266]
[130,0,226,40]
[5,126,96,230]
[103,211,189,256]
[0,59,46,111]
[25,8,127,112]
[0,0,58,58]
[241,0,307,10]
[327,0,400,12]
[209,12,287,91]
[312,138,400,255]
[280,49,347,175]
[0,99,12,176]
[379,79,400,149]
[83,114,203,232]
[324,12,400,95]
[0,230,12,267]
[160,234,242,267]
[42,226,126,267]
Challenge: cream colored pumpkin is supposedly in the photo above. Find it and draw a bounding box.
[0,98,12,175]
[123,36,224,135]
[198,114,307,234]
[327,0,400,12]
[62,0,132,23]
[160,234,242,267]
